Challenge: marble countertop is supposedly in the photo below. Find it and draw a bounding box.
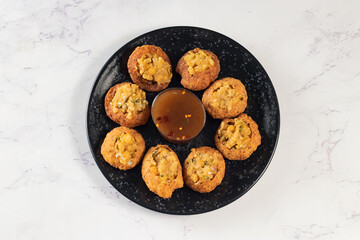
[1,0,359,239]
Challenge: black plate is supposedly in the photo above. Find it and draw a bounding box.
[87,26,280,215]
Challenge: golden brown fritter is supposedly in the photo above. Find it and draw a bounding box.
[183,146,225,193]
[104,82,150,127]
[215,113,261,160]
[141,145,183,198]
[176,48,220,91]
[127,45,172,92]
[202,77,247,119]
[101,126,146,170]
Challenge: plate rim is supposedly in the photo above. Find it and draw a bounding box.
[86,26,281,215]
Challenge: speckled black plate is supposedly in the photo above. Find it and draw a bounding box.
[87,26,280,215]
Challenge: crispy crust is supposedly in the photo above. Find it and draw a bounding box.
[202,77,248,119]
[127,45,172,92]
[176,48,220,91]
[104,82,150,128]
[141,145,183,198]
[100,126,146,170]
[183,146,225,193]
[215,114,261,160]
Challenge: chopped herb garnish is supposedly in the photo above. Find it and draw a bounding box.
[152,150,159,158]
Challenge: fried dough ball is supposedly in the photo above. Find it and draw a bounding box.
[141,145,183,198]
[104,82,150,127]
[202,77,247,119]
[183,147,225,193]
[128,45,172,92]
[176,48,220,91]
[101,126,146,170]
[215,113,261,160]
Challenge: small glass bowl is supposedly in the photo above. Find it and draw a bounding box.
[151,88,206,144]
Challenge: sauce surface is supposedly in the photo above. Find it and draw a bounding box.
[152,88,205,143]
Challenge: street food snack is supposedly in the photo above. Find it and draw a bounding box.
[104,82,150,127]
[176,48,220,91]
[141,145,183,198]
[183,147,225,193]
[215,113,261,160]
[128,45,172,92]
[202,77,247,119]
[101,126,146,170]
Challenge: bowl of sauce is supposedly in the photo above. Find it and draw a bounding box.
[151,88,206,144]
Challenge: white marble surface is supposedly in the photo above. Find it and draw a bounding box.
[1,0,360,239]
